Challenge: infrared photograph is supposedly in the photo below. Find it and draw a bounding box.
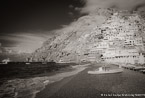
[1,0,145,98]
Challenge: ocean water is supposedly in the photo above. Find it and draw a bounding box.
[0,62,74,85]
[0,62,73,98]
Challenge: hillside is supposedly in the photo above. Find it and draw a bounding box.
[30,8,145,63]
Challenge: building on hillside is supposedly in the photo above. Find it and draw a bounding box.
[96,41,109,49]
[134,38,144,46]
[85,41,110,62]
[102,48,145,64]
[86,46,104,62]
[124,39,135,46]
[90,11,145,63]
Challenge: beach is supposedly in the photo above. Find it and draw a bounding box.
[1,63,145,98]
[0,63,89,98]
[36,63,145,98]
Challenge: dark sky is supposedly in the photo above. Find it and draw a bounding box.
[1,0,145,53]
[0,0,84,53]
[0,0,84,33]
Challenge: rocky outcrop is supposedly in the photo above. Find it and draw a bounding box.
[30,8,145,63]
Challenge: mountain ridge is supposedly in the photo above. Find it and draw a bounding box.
[30,8,145,63]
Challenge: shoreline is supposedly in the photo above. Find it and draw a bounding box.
[0,64,89,98]
[35,64,145,98]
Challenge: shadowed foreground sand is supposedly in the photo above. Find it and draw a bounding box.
[36,64,145,98]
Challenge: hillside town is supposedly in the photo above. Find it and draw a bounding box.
[30,9,145,65]
[87,11,145,64]
[2,1,145,98]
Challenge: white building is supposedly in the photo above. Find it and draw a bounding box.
[89,11,145,64]
[96,41,109,49]
[102,49,145,64]
[134,38,144,46]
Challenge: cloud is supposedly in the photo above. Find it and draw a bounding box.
[81,0,145,13]
[68,12,74,17]
[69,5,74,9]
[74,7,82,11]
[0,33,50,53]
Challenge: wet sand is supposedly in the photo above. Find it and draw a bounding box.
[0,64,89,98]
[36,64,145,98]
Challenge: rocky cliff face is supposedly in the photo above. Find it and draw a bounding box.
[30,8,145,63]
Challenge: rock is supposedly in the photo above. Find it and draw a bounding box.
[30,8,145,63]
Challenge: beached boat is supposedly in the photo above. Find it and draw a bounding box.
[133,67,145,71]
[25,62,31,65]
[140,70,145,73]
[88,67,123,74]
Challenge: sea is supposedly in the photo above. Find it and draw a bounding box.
[0,62,74,98]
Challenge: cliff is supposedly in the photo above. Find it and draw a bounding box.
[30,8,145,63]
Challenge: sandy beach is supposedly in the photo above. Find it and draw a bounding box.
[36,63,145,98]
[0,64,89,98]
